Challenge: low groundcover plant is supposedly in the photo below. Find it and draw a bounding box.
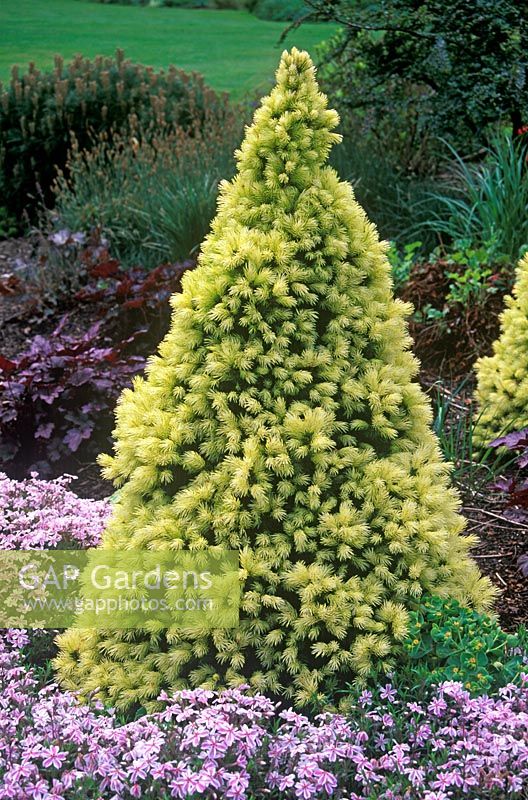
[0,474,527,798]
[1,638,528,799]
[0,472,109,550]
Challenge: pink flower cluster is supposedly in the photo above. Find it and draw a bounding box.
[1,640,528,800]
[0,472,109,549]
[0,472,109,659]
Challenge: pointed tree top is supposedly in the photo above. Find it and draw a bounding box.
[236,48,341,191]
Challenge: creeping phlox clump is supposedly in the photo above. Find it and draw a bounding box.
[475,253,528,447]
[0,472,109,550]
[56,48,493,710]
[0,472,110,661]
[2,647,528,800]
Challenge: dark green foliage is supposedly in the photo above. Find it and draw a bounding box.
[0,50,230,225]
[305,0,528,160]
[0,206,17,239]
[401,596,526,694]
[387,241,422,292]
[329,119,442,249]
[250,0,305,21]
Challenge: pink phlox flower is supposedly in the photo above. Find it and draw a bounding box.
[40,745,67,770]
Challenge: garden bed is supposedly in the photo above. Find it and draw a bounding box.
[2,16,528,796]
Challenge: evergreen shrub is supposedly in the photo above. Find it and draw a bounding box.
[475,253,528,447]
[250,0,305,21]
[56,48,494,710]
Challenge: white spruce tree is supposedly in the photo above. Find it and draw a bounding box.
[56,49,494,710]
[474,254,528,447]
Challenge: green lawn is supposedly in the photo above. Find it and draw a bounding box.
[0,0,337,97]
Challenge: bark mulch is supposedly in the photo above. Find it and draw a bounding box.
[420,374,528,632]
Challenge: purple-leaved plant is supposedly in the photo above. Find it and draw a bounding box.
[0,317,145,473]
[489,429,528,575]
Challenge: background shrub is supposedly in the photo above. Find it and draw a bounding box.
[51,106,245,268]
[0,50,231,226]
[307,0,528,161]
[250,0,305,21]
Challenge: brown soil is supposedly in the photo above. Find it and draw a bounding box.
[419,374,528,632]
[0,235,42,356]
[400,257,507,373]
[470,504,528,631]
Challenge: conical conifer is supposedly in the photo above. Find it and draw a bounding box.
[475,253,528,447]
[56,49,494,710]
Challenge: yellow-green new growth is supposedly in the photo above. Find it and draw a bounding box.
[56,48,494,710]
[474,253,528,447]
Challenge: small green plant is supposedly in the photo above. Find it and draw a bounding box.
[321,596,527,708]
[387,240,422,291]
[446,264,492,306]
[0,206,17,239]
[401,596,527,695]
[438,239,508,307]
[403,238,510,335]
[416,304,448,323]
[431,379,509,494]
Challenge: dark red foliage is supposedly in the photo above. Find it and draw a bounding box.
[76,257,193,318]
[0,315,145,475]
[73,235,194,345]
[0,231,195,477]
[489,430,528,566]
[0,230,194,477]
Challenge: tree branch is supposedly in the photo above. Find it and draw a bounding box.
[302,0,453,41]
